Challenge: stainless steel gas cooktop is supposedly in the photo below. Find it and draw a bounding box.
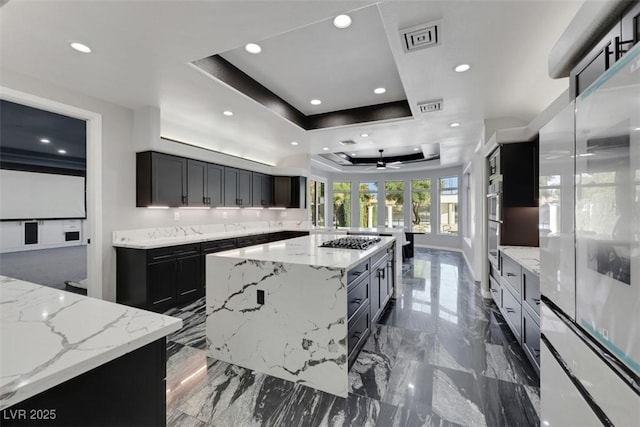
[319,236,381,250]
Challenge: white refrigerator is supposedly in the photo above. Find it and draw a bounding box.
[540,42,640,426]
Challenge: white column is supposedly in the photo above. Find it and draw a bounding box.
[387,205,393,227]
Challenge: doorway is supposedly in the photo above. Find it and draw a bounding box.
[0,86,103,299]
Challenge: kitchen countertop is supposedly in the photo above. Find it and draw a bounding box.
[212,233,396,270]
[0,276,182,410]
[499,245,540,275]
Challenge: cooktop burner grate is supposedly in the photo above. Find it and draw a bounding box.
[319,236,381,250]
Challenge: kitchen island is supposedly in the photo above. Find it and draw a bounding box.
[0,276,182,426]
[206,234,395,397]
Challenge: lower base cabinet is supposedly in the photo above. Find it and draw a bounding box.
[346,242,395,369]
[116,231,309,312]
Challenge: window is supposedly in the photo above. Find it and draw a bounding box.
[464,172,471,238]
[385,181,404,228]
[440,176,459,234]
[411,180,431,232]
[333,182,351,227]
[309,180,325,227]
[359,182,378,228]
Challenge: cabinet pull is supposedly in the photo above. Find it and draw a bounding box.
[182,196,188,204]
[505,308,515,313]
[351,298,362,304]
[379,268,385,279]
[506,273,516,277]
[533,298,541,305]
[490,288,497,293]
[153,296,173,305]
[352,332,362,339]
[236,198,242,205]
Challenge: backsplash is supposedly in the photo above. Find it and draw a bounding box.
[113,220,310,244]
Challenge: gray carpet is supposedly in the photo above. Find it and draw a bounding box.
[0,245,87,291]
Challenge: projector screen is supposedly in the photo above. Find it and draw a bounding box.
[0,169,86,220]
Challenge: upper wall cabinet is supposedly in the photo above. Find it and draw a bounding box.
[137,151,187,207]
[500,140,538,208]
[186,160,224,207]
[252,173,273,207]
[274,176,307,208]
[224,167,252,207]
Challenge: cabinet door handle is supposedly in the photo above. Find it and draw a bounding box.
[351,298,362,304]
[505,308,515,313]
[533,298,541,305]
[352,332,362,340]
[506,273,516,277]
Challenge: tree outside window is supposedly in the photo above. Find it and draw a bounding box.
[440,176,459,235]
[309,180,326,227]
[411,180,431,232]
[359,182,378,228]
[333,182,351,227]
[385,181,404,228]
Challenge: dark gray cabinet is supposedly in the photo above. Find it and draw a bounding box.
[224,167,252,207]
[274,176,307,208]
[187,159,207,207]
[137,151,187,207]
[186,160,225,207]
[206,163,224,207]
[252,172,273,207]
[117,243,201,312]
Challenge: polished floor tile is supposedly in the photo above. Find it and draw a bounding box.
[164,248,540,426]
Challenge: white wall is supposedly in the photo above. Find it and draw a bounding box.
[461,147,485,285]
[317,165,464,251]
[0,70,307,301]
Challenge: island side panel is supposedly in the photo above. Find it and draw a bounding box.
[206,256,348,397]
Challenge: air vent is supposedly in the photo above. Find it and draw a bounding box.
[339,140,357,146]
[401,22,440,52]
[418,99,443,113]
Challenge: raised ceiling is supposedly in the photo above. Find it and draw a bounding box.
[0,1,583,169]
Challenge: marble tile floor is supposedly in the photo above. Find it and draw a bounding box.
[163,248,540,426]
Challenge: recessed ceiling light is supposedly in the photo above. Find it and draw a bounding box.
[310,99,322,105]
[40,138,50,143]
[361,133,369,138]
[70,42,91,53]
[57,149,67,154]
[322,147,329,151]
[223,110,234,116]
[374,87,386,94]
[245,43,262,54]
[454,64,470,73]
[450,122,461,127]
[333,14,352,29]
[291,141,298,146]
[351,153,357,156]
[413,147,420,151]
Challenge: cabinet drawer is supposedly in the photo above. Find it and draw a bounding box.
[522,267,540,316]
[370,250,388,269]
[237,236,262,248]
[348,260,369,287]
[522,307,540,371]
[147,244,200,262]
[347,275,369,320]
[202,238,236,253]
[500,253,522,296]
[489,275,502,307]
[347,303,370,356]
[489,262,500,281]
[502,285,521,342]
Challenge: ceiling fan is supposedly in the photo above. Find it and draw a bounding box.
[370,149,401,170]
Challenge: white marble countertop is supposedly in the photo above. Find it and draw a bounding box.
[113,226,310,249]
[0,276,182,410]
[211,234,396,270]
[499,245,540,275]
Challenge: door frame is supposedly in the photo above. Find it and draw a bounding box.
[0,86,104,299]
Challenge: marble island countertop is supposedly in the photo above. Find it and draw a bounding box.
[112,222,408,250]
[212,234,396,270]
[499,245,540,275]
[0,276,182,410]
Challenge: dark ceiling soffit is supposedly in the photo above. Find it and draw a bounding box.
[192,55,413,130]
[346,152,427,164]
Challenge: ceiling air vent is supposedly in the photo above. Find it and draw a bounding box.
[418,99,443,113]
[401,22,440,53]
[339,140,357,146]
